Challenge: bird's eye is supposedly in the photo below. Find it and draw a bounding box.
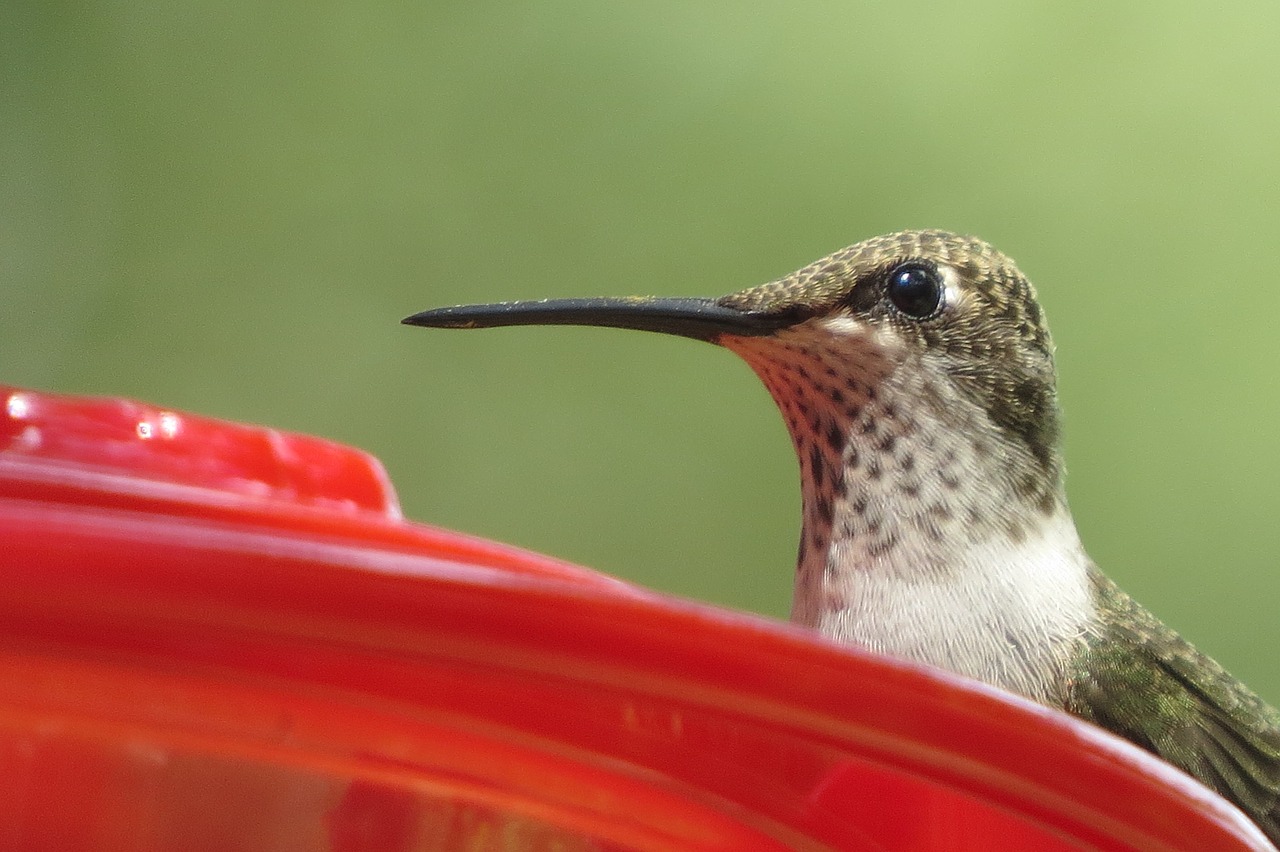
[886,262,944,319]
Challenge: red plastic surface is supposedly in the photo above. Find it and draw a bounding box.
[0,384,1271,851]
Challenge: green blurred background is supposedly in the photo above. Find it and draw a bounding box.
[5,3,1280,700]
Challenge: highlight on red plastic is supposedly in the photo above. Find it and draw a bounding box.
[0,383,1270,851]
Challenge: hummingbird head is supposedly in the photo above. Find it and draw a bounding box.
[407,230,1092,701]
[405,229,1063,518]
[713,229,1064,514]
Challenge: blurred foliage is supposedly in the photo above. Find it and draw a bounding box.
[4,2,1280,700]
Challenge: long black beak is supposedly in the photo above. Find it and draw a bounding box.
[402,296,790,342]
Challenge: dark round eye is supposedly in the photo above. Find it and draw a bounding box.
[886,263,944,319]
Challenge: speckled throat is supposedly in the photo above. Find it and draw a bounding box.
[722,315,1094,705]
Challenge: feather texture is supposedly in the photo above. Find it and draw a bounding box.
[1071,570,1280,840]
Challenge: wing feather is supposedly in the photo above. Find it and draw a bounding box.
[1069,570,1280,843]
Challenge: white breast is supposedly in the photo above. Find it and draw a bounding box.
[799,507,1094,705]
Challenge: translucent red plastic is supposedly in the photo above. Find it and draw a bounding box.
[0,384,1270,850]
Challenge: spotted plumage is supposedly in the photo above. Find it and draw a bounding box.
[406,230,1280,842]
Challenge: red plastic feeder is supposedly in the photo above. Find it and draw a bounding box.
[0,384,1269,850]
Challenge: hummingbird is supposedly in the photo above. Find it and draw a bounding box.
[404,229,1280,840]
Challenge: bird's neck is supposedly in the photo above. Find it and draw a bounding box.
[726,329,1096,705]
